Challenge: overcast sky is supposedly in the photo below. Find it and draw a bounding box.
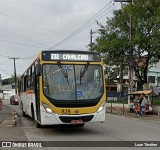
[0,0,120,79]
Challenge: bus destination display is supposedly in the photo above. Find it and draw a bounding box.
[42,51,100,62]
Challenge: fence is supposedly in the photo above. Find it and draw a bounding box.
[106,92,129,115]
[106,92,160,115]
[106,92,128,101]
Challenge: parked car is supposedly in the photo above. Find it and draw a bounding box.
[10,95,20,105]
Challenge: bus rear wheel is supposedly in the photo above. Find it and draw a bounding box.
[21,103,27,117]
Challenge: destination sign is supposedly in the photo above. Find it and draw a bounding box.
[42,51,101,62]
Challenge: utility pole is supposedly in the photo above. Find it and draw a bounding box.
[90,29,93,51]
[9,57,19,94]
[114,0,133,106]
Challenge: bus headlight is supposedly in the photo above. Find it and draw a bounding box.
[97,102,106,113]
[42,102,53,114]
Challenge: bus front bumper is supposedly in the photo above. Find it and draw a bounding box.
[40,108,106,125]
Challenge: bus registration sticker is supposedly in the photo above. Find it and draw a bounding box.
[71,119,83,124]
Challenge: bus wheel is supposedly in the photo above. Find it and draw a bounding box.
[23,111,27,117]
[31,106,35,120]
[76,123,85,127]
[22,104,27,117]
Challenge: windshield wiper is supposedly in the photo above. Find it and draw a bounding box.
[80,62,90,85]
[57,61,69,86]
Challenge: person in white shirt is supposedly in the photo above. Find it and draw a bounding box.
[140,96,147,116]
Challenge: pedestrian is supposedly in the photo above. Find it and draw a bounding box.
[140,95,147,117]
[145,95,152,112]
[129,100,134,113]
[139,94,144,116]
[134,96,139,116]
[145,96,151,105]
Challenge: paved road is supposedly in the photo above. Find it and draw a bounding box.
[2,99,160,150]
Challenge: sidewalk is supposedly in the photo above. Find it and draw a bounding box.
[0,105,15,126]
[0,105,28,141]
[106,107,160,121]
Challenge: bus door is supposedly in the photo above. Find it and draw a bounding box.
[35,64,41,122]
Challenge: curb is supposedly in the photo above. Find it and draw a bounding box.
[106,110,160,121]
[0,106,17,127]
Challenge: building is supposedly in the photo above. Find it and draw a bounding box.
[106,60,160,93]
[0,77,16,99]
[1,84,15,99]
[148,61,160,88]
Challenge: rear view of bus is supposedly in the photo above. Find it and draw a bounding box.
[19,50,106,127]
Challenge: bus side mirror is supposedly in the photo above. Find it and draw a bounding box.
[36,64,41,76]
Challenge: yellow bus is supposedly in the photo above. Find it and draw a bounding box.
[18,50,106,127]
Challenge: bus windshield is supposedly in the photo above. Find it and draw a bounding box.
[43,64,103,101]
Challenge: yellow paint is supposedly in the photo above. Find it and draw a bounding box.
[38,59,106,115]
[20,51,106,116]
[40,94,106,115]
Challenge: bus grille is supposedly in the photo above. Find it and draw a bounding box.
[53,102,98,108]
[59,115,94,123]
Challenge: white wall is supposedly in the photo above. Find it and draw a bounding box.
[3,90,15,99]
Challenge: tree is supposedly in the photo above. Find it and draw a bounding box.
[3,75,19,85]
[7,75,16,84]
[93,0,160,87]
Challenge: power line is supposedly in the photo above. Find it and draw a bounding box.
[96,3,120,21]
[0,53,37,61]
[49,3,120,49]
[0,27,48,47]
[0,39,46,49]
[70,1,112,36]
[0,1,120,64]
[0,11,64,36]
[49,2,112,49]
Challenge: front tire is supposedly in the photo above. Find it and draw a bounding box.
[31,105,41,128]
[21,103,27,117]
[31,106,35,120]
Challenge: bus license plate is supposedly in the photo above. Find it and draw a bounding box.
[71,120,83,124]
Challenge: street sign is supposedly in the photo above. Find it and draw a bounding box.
[114,0,132,2]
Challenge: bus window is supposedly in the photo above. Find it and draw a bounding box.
[24,75,27,91]
[43,65,76,100]
[42,64,103,101]
[36,64,41,76]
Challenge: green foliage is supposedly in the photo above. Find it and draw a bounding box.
[93,0,160,86]
[4,75,18,85]
[152,97,160,106]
